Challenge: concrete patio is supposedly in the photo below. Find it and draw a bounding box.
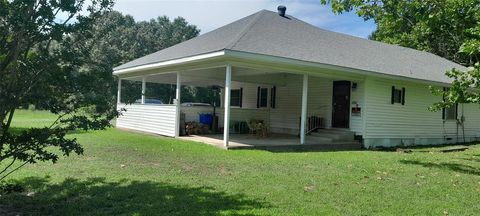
[178,133,362,151]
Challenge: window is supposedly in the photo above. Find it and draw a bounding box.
[393,89,402,103]
[230,88,242,107]
[442,87,457,120]
[257,87,268,108]
[391,86,405,105]
[443,105,458,120]
[270,86,276,109]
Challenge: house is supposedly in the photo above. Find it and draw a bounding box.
[113,7,480,149]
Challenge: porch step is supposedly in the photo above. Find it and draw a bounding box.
[308,136,334,143]
[310,129,355,142]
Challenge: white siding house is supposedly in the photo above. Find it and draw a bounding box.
[362,77,480,147]
[112,8,480,149]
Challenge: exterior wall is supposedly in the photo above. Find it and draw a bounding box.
[230,81,266,109]
[116,104,177,137]
[185,75,364,136]
[269,75,334,134]
[363,77,480,148]
[116,74,366,138]
[350,80,364,135]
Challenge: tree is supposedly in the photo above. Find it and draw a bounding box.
[429,27,480,113]
[85,11,217,105]
[320,0,480,65]
[0,0,114,180]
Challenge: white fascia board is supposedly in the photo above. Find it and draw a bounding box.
[224,50,452,86]
[113,51,226,75]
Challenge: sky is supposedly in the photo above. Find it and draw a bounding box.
[113,0,376,39]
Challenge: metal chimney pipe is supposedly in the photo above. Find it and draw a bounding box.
[277,5,286,17]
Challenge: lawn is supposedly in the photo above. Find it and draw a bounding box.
[1,110,480,215]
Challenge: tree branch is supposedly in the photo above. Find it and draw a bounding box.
[0,108,15,150]
[0,161,28,181]
[0,158,16,177]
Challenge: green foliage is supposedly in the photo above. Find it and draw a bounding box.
[429,22,480,112]
[460,25,480,57]
[0,0,114,180]
[429,64,480,112]
[83,11,208,105]
[321,0,480,65]
[83,11,199,69]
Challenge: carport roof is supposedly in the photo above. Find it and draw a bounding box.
[113,9,466,84]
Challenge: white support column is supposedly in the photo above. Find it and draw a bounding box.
[175,72,181,137]
[300,74,308,144]
[117,78,122,104]
[141,77,146,104]
[223,65,232,148]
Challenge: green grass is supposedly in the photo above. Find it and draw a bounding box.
[2,110,480,215]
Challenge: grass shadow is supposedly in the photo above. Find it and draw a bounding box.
[0,176,268,216]
[459,154,480,163]
[8,127,96,136]
[400,160,480,176]
[372,142,479,152]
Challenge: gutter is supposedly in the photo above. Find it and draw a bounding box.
[112,51,226,75]
[112,49,456,86]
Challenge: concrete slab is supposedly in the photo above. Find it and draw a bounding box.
[178,133,362,151]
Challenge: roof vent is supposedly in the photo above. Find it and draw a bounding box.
[277,5,286,17]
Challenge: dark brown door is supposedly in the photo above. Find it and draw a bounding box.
[332,81,351,128]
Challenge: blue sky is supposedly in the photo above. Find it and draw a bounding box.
[114,0,376,38]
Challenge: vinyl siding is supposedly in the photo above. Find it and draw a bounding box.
[116,75,365,137]
[363,77,480,145]
[184,75,341,135]
[350,81,364,135]
[270,75,334,134]
[116,104,176,137]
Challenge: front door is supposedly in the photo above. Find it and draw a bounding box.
[332,81,351,128]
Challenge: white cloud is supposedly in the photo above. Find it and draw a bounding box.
[113,0,375,38]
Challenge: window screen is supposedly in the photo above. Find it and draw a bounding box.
[391,86,405,105]
[257,87,268,108]
[442,87,457,120]
[260,88,268,108]
[230,89,242,107]
[443,105,457,120]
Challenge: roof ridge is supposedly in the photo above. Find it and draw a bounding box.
[225,10,266,50]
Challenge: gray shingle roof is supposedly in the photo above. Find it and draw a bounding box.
[114,10,466,83]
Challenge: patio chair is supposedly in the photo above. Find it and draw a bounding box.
[247,119,268,138]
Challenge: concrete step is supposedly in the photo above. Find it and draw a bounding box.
[308,136,333,143]
[314,128,355,135]
[310,129,355,141]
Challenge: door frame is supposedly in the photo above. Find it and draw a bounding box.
[332,80,351,128]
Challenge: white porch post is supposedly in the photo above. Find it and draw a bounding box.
[300,74,308,144]
[117,78,122,104]
[141,77,146,104]
[223,65,232,148]
[175,72,181,137]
